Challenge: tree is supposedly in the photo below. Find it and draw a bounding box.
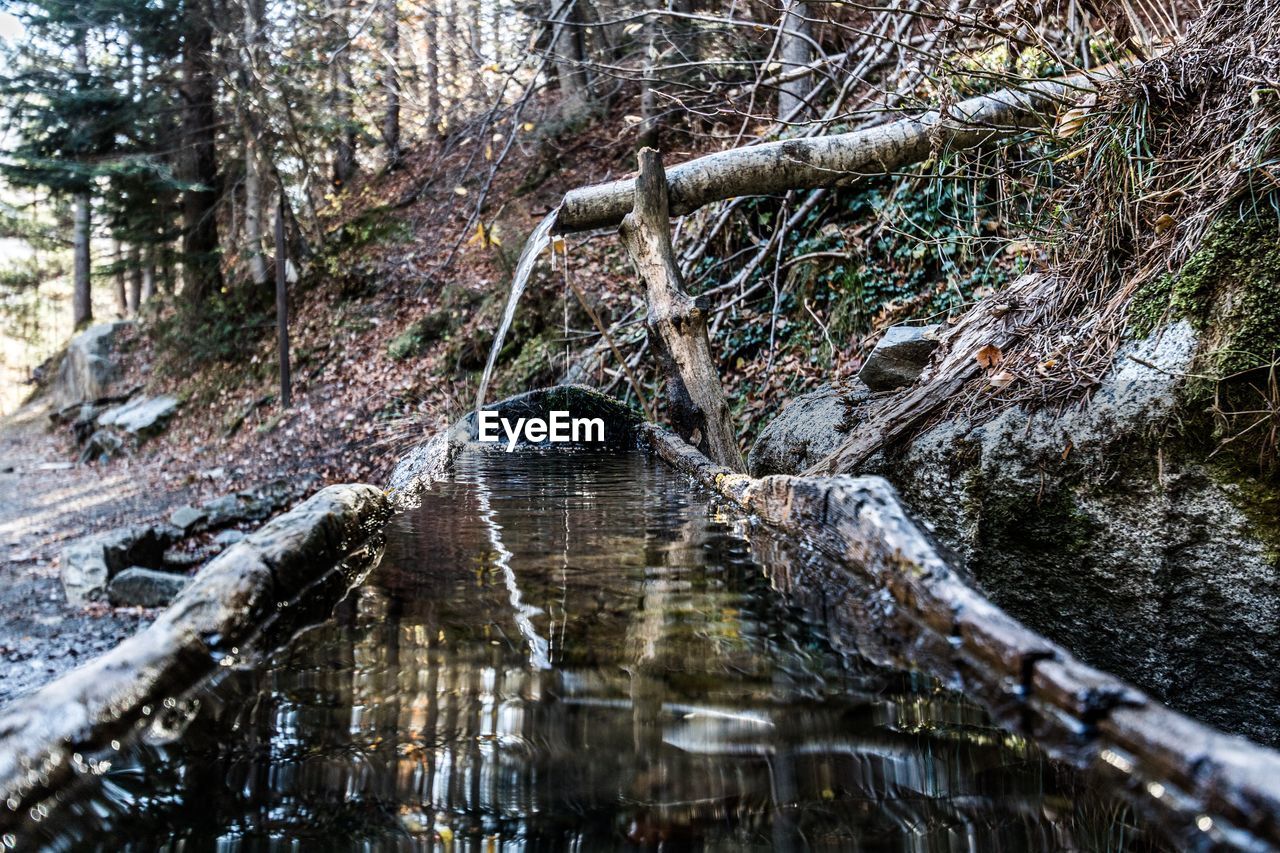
[179,0,223,304]
[382,0,401,166]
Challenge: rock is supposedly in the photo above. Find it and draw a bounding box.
[96,395,180,437]
[857,324,941,391]
[169,505,208,532]
[748,383,870,476]
[212,529,246,546]
[106,567,189,608]
[60,525,178,605]
[78,430,124,464]
[53,321,130,405]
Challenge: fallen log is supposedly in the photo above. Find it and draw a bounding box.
[557,72,1103,233]
[641,423,1280,849]
[0,484,391,831]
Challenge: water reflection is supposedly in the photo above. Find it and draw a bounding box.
[28,450,1165,851]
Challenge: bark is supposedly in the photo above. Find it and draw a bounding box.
[112,241,127,317]
[241,0,269,285]
[548,0,590,116]
[777,0,814,120]
[636,0,659,150]
[558,72,1102,232]
[327,0,357,186]
[128,246,143,313]
[180,0,224,304]
[141,245,156,304]
[244,135,269,285]
[619,149,744,471]
[805,272,1052,475]
[382,0,401,166]
[468,0,484,102]
[424,4,442,135]
[72,34,92,329]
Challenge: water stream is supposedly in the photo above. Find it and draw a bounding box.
[24,450,1170,851]
[475,209,560,413]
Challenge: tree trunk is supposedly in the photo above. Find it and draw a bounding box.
[113,240,127,317]
[619,148,744,471]
[241,0,270,285]
[330,0,358,187]
[636,0,659,150]
[777,0,813,121]
[141,245,156,304]
[382,0,401,166]
[180,0,223,305]
[468,0,484,102]
[558,71,1103,232]
[244,134,269,286]
[128,246,143,313]
[72,33,92,329]
[424,4,441,135]
[548,0,589,117]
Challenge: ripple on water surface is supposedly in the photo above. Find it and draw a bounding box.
[30,450,1169,851]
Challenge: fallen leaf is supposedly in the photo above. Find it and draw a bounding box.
[975,343,1003,368]
[988,370,1015,389]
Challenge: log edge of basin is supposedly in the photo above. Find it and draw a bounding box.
[640,422,1280,850]
[0,483,391,830]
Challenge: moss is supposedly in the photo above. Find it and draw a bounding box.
[387,312,448,361]
[495,333,559,398]
[1209,462,1280,568]
[1131,209,1280,378]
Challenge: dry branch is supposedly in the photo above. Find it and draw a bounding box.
[557,72,1104,232]
[621,148,745,471]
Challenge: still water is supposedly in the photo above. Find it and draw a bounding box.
[29,451,1165,851]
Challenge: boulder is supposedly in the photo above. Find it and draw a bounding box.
[169,505,208,532]
[60,524,178,605]
[106,567,189,608]
[96,395,180,437]
[857,324,941,391]
[748,383,870,476]
[78,429,124,464]
[53,321,130,405]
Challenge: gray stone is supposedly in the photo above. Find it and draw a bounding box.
[212,529,246,546]
[60,525,179,606]
[78,429,124,464]
[169,505,208,532]
[53,321,130,405]
[857,324,941,391]
[106,567,189,608]
[97,395,180,437]
[748,383,870,476]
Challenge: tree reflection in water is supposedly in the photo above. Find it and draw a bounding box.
[30,451,1168,851]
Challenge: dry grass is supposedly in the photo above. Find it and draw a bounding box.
[972,0,1280,413]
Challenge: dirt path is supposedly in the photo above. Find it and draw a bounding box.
[0,401,201,705]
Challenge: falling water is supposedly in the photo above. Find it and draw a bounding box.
[475,207,561,411]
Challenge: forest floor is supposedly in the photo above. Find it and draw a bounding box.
[0,403,191,702]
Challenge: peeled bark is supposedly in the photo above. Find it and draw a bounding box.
[559,72,1101,232]
[620,149,744,471]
